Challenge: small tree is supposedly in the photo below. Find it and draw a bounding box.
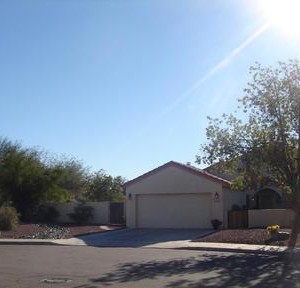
[197,60,300,248]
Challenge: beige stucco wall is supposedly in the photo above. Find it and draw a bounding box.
[248,209,295,228]
[50,202,110,224]
[126,165,224,228]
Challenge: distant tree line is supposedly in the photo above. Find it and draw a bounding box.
[0,137,125,221]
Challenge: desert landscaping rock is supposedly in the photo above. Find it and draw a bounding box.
[195,228,292,246]
[0,223,121,239]
[24,225,69,239]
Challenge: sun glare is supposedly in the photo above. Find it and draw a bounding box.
[261,0,300,37]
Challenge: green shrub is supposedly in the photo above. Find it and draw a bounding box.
[0,206,19,231]
[68,205,93,225]
[36,205,60,223]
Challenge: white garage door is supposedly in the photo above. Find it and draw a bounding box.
[136,193,212,228]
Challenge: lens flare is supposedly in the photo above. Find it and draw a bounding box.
[261,0,300,37]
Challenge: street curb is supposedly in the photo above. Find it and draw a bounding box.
[173,246,289,255]
[0,239,59,246]
[0,240,292,256]
[0,238,298,257]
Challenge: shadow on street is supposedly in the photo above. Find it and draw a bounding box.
[90,252,300,287]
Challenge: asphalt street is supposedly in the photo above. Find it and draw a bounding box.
[0,245,299,288]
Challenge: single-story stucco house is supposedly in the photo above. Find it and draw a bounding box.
[124,161,246,229]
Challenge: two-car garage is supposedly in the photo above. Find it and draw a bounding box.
[125,161,231,229]
[136,193,212,228]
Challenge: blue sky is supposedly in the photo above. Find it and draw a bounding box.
[1,0,300,180]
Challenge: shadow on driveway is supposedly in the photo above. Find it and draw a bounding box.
[75,228,212,247]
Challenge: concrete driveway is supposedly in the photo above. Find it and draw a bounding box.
[70,228,213,248]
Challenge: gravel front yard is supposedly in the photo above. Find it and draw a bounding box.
[194,228,293,246]
[2,225,297,246]
[0,223,123,239]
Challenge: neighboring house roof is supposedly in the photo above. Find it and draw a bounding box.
[124,161,231,188]
[203,161,240,181]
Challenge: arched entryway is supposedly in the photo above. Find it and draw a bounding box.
[255,188,281,209]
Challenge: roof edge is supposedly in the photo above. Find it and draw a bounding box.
[124,161,231,188]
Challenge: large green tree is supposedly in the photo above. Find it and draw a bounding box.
[0,137,126,221]
[197,60,300,248]
[48,158,89,201]
[86,170,125,202]
[0,138,64,220]
[0,138,85,220]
